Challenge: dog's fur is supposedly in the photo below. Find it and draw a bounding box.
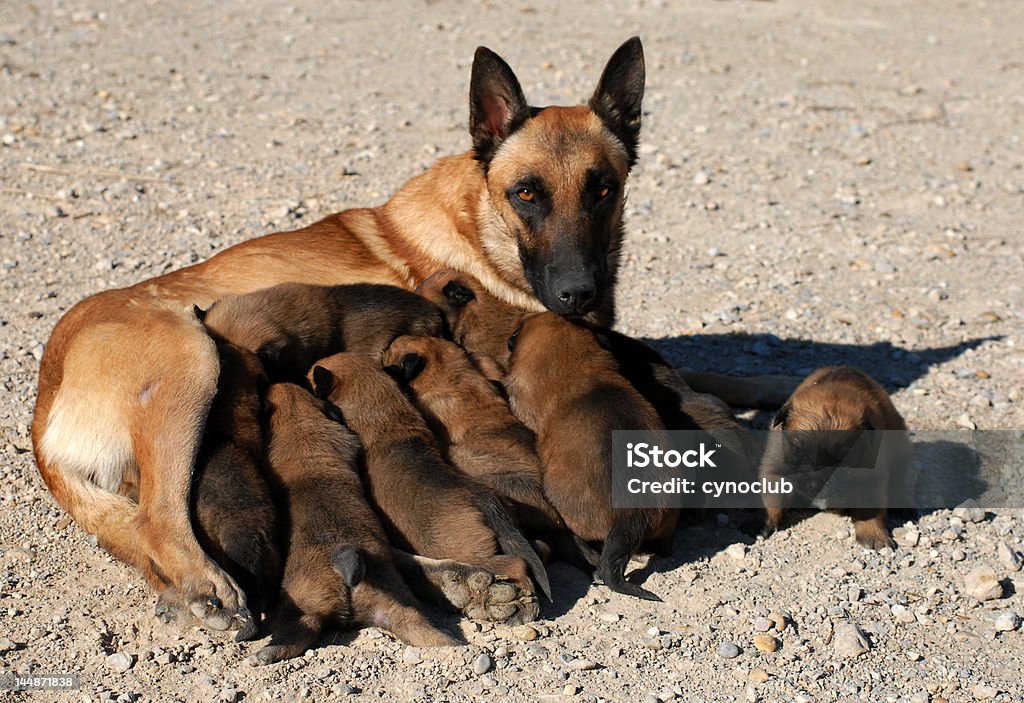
[32,38,790,627]
[198,282,444,378]
[309,352,550,620]
[382,335,562,536]
[253,382,455,664]
[759,366,910,550]
[150,342,280,638]
[504,312,679,600]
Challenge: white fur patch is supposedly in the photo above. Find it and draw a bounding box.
[39,388,134,492]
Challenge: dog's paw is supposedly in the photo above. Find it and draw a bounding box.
[439,565,539,625]
[180,575,252,633]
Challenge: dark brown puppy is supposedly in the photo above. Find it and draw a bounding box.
[253,382,455,665]
[417,269,743,433]
[504,313,679,601]
[198,282,444,379]
[382,334,562,536]
[759,366,911,550]
[150,342,280,639]
[309,352,550,620]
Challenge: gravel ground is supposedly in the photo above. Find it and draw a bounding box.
[2,1,1023,701]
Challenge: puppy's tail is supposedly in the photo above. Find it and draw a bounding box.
[476,491,552,600]
[597,510,661,602]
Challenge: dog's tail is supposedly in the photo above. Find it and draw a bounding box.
[597,510,661,601]
[476,490,551,600]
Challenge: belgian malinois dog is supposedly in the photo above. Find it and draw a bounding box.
[759,366,911,550]
[504,312,679,601]
[252,383,455,665]
[32,37,790,629]
[310,352,550,622]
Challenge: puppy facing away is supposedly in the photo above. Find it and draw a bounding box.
[198,282,444,379]
[504,312,680,601]
[151,342,280,639]
[309,353,550,620]
[382,334,563,536]
[252,382,455,665]
[759,366,911,550]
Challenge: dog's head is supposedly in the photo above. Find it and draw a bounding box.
[469,38,645,318]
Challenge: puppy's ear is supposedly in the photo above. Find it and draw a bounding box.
[469,46,529,164]
[469,352,506,384]
[442,280,476,307]
[771,402,792,429]
[311,366,334,399]
[192,304,207,323]
[331,546,365,588]
[322,400,345,425]
[589,36,645,167]
[384,353,426,383]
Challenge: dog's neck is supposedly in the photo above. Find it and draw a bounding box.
[380,151,546,314]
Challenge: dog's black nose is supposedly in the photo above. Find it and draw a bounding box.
[554,274,597,313]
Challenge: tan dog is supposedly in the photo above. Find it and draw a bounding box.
[147,342,280,637]
[759,366,911,550]
[309,352,550,623]
[382,335,562,536]
[253,383,455,664]
[504,313,679,600]
[32,38,790,628]
[198,282,444,378]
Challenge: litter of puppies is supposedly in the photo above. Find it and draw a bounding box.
[144,273,914,660]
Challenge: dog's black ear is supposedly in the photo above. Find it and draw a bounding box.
[192,304,207,323]
[469,46,529,163]
[311,366,334,399]
[589,36,645,167]
[442,280,476,308]
[385,353,426,383]
[771,402,792,429]
[331,546,365,588]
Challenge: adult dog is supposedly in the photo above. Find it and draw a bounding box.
[32,37,789,629]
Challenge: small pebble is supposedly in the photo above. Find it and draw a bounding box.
[997,541,1022,572]
[993,611,1020,632]
[403,649,422,665]
[472,652,493,675]
[833,623,870,657]
[752,635,779,653]
[219,688,239,703]
[963,566,1003,601]
[717,642,740,659]
[107,652,134,674]
[514,625,539,641]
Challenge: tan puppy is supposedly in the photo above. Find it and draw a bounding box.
[198,282,444,379]
[309,352,550,622]
[382,335,562,536]
[759,366,911,550]
[504,313,679,600]
[143,342,280,638]
[253,383,455,664]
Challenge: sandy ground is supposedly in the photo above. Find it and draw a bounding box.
[1,1,1023,701]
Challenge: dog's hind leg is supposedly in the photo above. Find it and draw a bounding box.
[128,312,249,631]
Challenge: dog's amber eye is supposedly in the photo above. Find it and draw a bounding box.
[517,188,535,203]
[598,186,610,199]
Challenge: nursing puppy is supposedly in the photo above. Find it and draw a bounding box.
[309,353,550,621]
[382,334,562,536]
[759,366,911,550]
[151,342,280,639]
[253,382,455,665]
[504,312,679,601]
[418,270,742,433]
[198,282,444,379]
